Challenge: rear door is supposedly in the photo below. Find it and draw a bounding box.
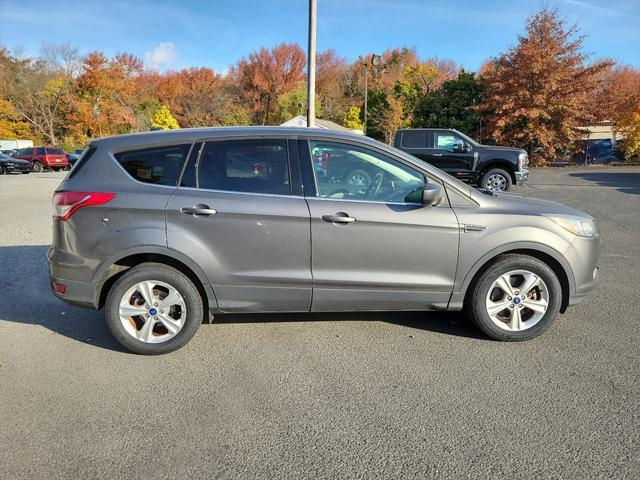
[302,138,460,311]
[166,137,312,313]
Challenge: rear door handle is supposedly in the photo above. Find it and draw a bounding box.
[180,204,217,217]
[322,212,356,224]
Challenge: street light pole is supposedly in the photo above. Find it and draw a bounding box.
[306,0,317,128]
[363,66,368,134]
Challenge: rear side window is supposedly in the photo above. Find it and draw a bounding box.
[46,147,65,155]
[401,131,427,148]
[198,139,290,195]
[114,144,191,186]
[36,147,45,155]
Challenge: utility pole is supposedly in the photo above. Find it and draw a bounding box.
[363,66,368,134]
[306,0,317,127]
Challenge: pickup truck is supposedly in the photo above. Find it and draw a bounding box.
[394,128,529,192]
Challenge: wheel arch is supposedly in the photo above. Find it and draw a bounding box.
[94,247,218,312]
[480,160,516,183]
[458,245,574,314]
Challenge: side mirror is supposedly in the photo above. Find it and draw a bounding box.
[422,183,443,207]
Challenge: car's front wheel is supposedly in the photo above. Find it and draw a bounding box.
[481,168,512,192]
[466,254,562,341]
[0,165,5,175]
[32,161,43,173]
[105,263,204,355]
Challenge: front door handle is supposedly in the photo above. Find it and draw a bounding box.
[322,212,356,224]
[180,204,217,217]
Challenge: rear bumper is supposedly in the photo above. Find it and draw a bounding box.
[49,275,97,308]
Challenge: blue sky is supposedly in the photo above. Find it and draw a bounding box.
[0,0,638,72]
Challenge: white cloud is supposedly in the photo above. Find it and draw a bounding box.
[144,42,177,71]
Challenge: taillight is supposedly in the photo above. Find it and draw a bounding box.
[52,191,116,220]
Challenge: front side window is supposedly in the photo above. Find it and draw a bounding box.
[198,139,290,195]
[36,147,45,155]
[435,132,464,151]
[114,144,191,185]
[309,140,426,203]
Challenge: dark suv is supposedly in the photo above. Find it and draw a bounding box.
[49,127,598,354]
[394,128,529,192]
[14,146,69,172]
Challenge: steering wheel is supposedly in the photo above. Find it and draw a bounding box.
[366,172,385,200]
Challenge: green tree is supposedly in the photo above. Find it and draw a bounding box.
[343,106,364,130]
[412,71,485,139]
[150,105,179,130]
[273,82,323,124]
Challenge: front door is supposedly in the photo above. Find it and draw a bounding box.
[166,138,312,313]
[303,139,460,311]
[432,130,475,173]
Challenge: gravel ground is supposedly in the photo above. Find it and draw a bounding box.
[1,167,639,479]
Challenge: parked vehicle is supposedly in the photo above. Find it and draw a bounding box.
[66,153,80,169]
[14,146,69,172]
[0,139,33,150]
[0,153,31,174]
[394,128,529,192]
[0,149,17,157]
[48,127,599,354]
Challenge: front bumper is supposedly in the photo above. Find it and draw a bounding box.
[515,170,529,184]
[3,164,31,173]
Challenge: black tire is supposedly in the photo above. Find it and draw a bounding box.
[105,263,204,355]
[32,161,43,173]
[53,168,61,172]
[21,171,30,174]
[344,168,372,188]
[0,165,5,175]
[481,168,512,192]
[466,254,562,341]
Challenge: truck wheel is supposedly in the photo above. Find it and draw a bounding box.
[32,162,43,173]
[466,254,562,341]
[105,263,204,355]
[481,168,512,192]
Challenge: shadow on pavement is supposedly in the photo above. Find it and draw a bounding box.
[0,244,126,352]
[568,171,640,195]
[0,245,485,351]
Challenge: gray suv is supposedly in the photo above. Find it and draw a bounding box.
[48,128,599,354]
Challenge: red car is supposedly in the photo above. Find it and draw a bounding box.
[14,146,69,172]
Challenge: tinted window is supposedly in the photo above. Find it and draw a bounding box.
[198,139,290,195]
[114,144,191,185]
[401,131,427,148]
[36,148,45,155]
[309,140,426,203]
[46,147,65,155]
[67,146,97,179]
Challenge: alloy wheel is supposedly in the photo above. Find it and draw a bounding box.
[486,173,508,192]
[485,270,549,331]
[118,280,187,343]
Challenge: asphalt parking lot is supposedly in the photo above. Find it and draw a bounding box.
[1,167,639,479]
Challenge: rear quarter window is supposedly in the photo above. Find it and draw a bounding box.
[46,147,65,155]
[114,144,192,186]
[401,131,427,148]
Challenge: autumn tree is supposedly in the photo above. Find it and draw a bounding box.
[0,98,32,139]
[343,106,364,130]
[590,65,640,159]
[234,43,306,124]
[480,8,612,164]
[0,46,78,145]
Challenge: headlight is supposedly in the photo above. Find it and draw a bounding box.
[518,153,529,170]
[545,214,597,237]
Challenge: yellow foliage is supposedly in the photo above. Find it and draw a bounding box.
[618,111,640,159]
[150,105,180,130]
[0,98,32,139]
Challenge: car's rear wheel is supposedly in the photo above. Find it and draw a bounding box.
[32,161,43,173]
[466,254,562,341]
[105,263,204,355]
[481,168,512,192]
[0,165,5,175]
